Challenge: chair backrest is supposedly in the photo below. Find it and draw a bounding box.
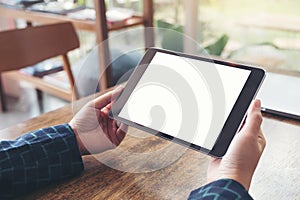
[0,22,80,100]
[0,22,79,72]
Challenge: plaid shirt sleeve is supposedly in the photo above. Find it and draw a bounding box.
[0,124,84,198]
[188,179,253,200]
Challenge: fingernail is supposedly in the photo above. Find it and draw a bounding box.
[255,99,261,109]
[115,85,124,91]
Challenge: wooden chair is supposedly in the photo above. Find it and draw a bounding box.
[0,22,80,112]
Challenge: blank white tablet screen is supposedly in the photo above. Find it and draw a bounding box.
[119,52,251,150]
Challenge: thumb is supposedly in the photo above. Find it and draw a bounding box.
[92,91,114,110]
[92,86,123,110]
[243,99,263,136]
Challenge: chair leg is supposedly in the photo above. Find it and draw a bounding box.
[36,89,44,113]
[0,74,7,112]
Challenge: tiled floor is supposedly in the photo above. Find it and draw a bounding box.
[0,85,68,130]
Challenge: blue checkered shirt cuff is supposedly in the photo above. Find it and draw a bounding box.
[188,179,253,200]
[0,124,84,198]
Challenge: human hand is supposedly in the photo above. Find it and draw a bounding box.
[69,87,127,156]
[207,99,266,190]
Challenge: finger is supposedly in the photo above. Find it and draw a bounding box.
[108,120,119,146]
[103,102,113,111]
[209,156,221,164]
[92,90,114,110]
[101,103,112,116]
[243,99,263,136]
[116,123,127,145]
[100,111,108,132]
[99,108,119,146]
[257,129,266,150]
[249,99,261,113]
[118,123,128,134]
[112,85,124,102]
[92,86,123,110]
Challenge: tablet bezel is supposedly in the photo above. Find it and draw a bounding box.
[110,48,265,157]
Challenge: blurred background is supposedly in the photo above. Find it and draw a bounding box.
[1,0,299,129]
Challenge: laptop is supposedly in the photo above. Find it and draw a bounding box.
[256,72,300,120]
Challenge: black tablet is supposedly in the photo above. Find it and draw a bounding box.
[110,48,265,157]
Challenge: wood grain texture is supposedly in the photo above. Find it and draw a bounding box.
[0,92,299,199]
[0,6,146,32]
[0,6,95,31]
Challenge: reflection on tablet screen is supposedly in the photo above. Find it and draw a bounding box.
[118,52,251,151]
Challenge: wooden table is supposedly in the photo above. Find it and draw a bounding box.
[0,91,299,199]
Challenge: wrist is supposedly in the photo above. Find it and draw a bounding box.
[220,173,252,191]
[69,124,89,156]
